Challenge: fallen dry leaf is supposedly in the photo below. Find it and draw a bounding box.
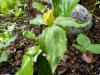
[81,52,93,64]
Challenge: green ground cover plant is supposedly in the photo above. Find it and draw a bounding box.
[0,24,16,63]
[72,33,100,54]
[0,0,22,18]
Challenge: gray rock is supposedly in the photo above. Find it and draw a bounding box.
[68,4,92,34]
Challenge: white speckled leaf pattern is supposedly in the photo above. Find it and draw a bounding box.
[39,25,67,72]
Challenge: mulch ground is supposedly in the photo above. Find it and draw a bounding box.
[0,3,100,75]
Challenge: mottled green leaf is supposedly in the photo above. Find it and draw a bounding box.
[77,34,91,48]
[54,17,90,28]
[36,54,52,75]
[16,55,34,75]
[23,30,36,40]
[0,50,10,63]
[39,25,67,72]
[87,44,100,54]
[29,14,46,26]
[16,46,40,75]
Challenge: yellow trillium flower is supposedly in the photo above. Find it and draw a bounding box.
[43,9,54,25]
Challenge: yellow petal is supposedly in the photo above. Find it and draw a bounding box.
[43,9,54,25]
[43,13,47,22]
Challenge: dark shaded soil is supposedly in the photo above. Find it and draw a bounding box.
[0,3,100,75]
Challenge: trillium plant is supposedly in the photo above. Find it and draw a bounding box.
[16,0,90,75]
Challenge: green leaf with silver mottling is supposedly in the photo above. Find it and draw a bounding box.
[15,46,40,75]
[39,25,67,72]
[54,17,90,28]
[29,14,46,26]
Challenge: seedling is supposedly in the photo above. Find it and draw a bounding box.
[0,31,16,49]
[0,25,16,63]
[0,0,22,18]
[72,33,100,54]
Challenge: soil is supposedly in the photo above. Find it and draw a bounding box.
[0,2,100,75]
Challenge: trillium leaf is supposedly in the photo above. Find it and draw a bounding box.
[16,46,40,75]
[15,55,34,75]
[54,17,90,28]
[36,54,52,75]
[39,25,67,72]
[29,14,46,26]
[77,34,91,48]
[23,30,36,40]
[87,44,100,54]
